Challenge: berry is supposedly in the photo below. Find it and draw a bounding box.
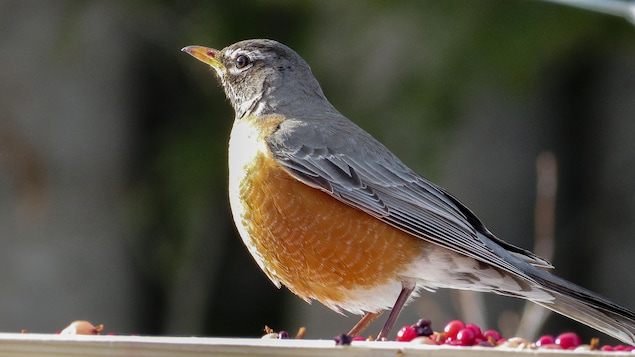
[535,335,555,347]
[414,318,431,328]
[443,320,465,340]
[454,328,476,346]
[396,325,418,342]
[555,332,581,349]
[412,318,433,336]
[482,329,501,342]
[59,320,103,335]
[277,330,290,339]
[415,325,433,337]
[465,323,483,340]
[334,333,352,345]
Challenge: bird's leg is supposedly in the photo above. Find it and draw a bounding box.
[348,311,383,337]
[377,283,415,340]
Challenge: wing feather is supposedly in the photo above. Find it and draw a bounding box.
[267,118,552,275]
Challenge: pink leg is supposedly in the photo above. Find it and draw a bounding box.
[348,311,383,336]
[377,284,415,340]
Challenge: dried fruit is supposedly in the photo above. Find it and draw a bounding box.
[334,333,353,345]
[59,320,103,335]
[414,318,431,327]
[497,337,532,349]
[538,343,563,350]
[413,318,433,337]
[261,325,278,339]
[410,336,437,344]
[295,326,306,339]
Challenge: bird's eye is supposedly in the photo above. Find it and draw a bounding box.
[236,55,251,69]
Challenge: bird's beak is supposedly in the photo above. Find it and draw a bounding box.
[181,45,224,72]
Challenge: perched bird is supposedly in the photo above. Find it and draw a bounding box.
[182,39,635,344]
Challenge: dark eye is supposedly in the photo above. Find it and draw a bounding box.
[236,55,251,69]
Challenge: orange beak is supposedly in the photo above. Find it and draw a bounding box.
[181,45,224,72]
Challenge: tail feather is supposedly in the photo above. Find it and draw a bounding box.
[530,270,635,345]
[480,231,635,345]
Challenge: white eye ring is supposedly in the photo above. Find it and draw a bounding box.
[236,55,251,69]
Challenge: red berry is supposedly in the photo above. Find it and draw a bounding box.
[352,336,366,341]
[454,328,476,345]
[443,320,465,339]
[555,332,581,349]
[614,345,635,351]
[535,335,555,347]
[396,325,418,342]
[483,329,501,342]
[600,345,614,351]
[465,323,483,339]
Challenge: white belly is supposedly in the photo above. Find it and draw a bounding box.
[227,117,282,286]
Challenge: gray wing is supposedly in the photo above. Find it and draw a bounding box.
[267,117,552,277]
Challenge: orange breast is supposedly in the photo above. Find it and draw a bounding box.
[236,150,424,307]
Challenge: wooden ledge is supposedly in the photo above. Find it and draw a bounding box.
[0,333,627,356]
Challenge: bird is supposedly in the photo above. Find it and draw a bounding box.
[182,39,635,344]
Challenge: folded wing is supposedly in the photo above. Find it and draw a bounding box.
[266,117,552,281]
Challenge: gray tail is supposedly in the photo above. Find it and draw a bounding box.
[530,270,635,345]
[479,231,635,345]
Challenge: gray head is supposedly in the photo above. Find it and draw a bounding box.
[182,39,338,119]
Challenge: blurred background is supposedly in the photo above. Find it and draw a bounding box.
[1,0,635,345]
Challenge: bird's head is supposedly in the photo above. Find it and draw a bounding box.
[183,39,334,119]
